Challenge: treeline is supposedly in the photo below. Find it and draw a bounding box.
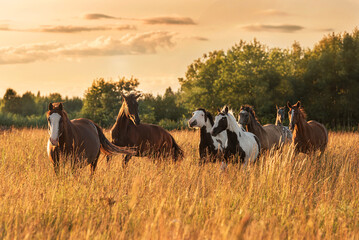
[180,29,359,129]
[0,77,187,129]
[1,29,359,130]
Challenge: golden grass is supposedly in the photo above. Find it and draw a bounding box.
[0,129,358,239]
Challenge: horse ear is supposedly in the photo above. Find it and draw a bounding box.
[276,105,278,110]
[224,106,228,114]
[135,93,141,99]
[217,108,221,113]
[287,101,292,109]
[59,102,63,111]
[120,92,126,99]
[297,101,301,108]
[48,103,53,110]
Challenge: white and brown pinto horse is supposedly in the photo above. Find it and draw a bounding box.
[238,105,283,150]
[287,101,328,154]
[47,102,134,174]
[211,106,260,164]
[188,108,227,162]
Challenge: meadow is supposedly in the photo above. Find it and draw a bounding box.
[0,128,358,239]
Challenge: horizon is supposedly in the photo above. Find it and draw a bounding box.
[1,0,358,98]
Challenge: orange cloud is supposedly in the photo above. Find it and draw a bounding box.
[243,24,304,33]
[0,31,176,64]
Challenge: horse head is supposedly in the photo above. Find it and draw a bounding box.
[188,108,214,128]
[287,101,305,130]
[238,105,256,126]
[211,106,229,136]
[121,92,141,125]
[47,102,66,146]
[276,105,286,125]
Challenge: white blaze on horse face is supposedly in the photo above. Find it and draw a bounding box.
[48,113,61,145]
[290,109,294,124]
[189,110,206,128]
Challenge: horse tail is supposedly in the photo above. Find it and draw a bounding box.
[93,122,136,156]
[170,134,184,161]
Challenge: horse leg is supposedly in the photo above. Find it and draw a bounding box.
[123,154,132,167]
[51,149,60,175]
[91,151,101,175]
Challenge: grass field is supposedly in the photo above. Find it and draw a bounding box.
[0,128,358,239]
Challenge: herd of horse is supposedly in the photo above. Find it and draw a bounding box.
[46,93,328,174]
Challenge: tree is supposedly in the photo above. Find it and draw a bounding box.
[1,88,21,114]
[81,77,139,127]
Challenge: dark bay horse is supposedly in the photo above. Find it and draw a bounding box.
[110,93,183,163]
[287,101,328,154]
[47,102,134,174]
[188,108,226,162]
[275,105,292,143]
[238,105,283,150]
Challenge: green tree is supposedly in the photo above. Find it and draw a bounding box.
[81,77,139,127]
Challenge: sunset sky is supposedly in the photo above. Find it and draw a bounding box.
[0,0,358,98]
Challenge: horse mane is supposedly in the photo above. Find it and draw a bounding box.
[298,107,307,120]
[197,108,214,126]
[221,108,242,133]
[291,102,307,120]
[240,105,260,124]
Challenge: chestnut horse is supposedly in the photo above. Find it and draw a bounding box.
[110,93,183,163]
[275,105,292,143]
[238,105,283,150]
[47,102,134,174]
[287,101,328,154]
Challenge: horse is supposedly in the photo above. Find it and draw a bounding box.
[275,105,293,143]
[238,105,283,150]
[188,108,227,162]
[211,106,260,164]
[110,93,183,163]
[46,102,134,174]
[287,101,328,154]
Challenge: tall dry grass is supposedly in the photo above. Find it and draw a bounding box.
[0,128,358,239]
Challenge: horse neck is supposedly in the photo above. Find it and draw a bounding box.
[113,103,132,133]
[59,116,75,149]
[247,115,265,135]
[201,118,213,133]
[294,113,309,136]
[227,113,243,135]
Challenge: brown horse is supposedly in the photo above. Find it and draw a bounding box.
[275,105,292,143]
[110,93,183,163]
[47,102,134,174]
[238,105,283,150]
[287,101,328,154]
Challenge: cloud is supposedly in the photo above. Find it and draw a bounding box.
[0,24,10,31]
[316,28,334,32]
[116,25,137,31]
[143,17,196,25]
[256,9,290,17]
[0,31,176,65]
[38,25,111,33]
[242,24,304,33]
[192,36,209,41]
[83,13,117,20]
[0,24,137,33]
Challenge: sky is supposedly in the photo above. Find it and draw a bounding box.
[0,0,358,98]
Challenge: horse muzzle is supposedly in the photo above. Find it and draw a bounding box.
[211,128,220,137]
[188,120,197,128]
[50,138,59,146]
